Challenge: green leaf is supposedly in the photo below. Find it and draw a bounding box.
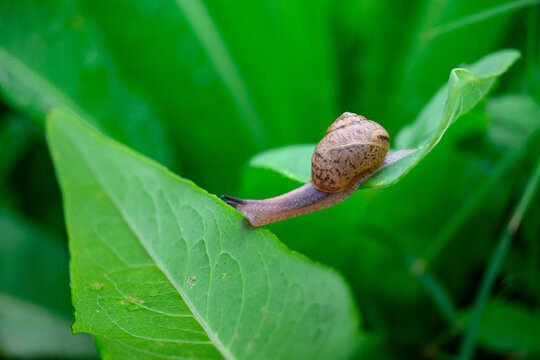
[0,1,173,166]
[248,144,315,184]
[46,107,360,360]
[486,93,540,148]
[0,294,97,359]
[0,208,96,358]
[246,49,520,189]
[463,300,540,354]
[0,112,38,184]
[387,0,523,129]
[82,0,337,193]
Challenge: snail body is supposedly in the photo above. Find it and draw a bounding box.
[222,112,410,226]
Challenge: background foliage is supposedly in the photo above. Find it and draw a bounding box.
[1,0,539,359]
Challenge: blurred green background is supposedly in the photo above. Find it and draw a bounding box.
[1,0,539,359]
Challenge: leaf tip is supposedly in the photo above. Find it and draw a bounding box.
[500,48,522,60]
[45,106,79,140]
[45,106,62,131]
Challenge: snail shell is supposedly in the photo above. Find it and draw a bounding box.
[311,112,390,192]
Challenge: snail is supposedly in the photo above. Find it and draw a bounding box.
[222,112,413,226]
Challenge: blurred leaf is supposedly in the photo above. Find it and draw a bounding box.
[83,0,337,193]
[334,0,523,137]
[459,150,540,359]
[353,334,404,360]
[486,93,540,148]
[2,130,66,232]
[419,95,540,265]
[334,1,418,134]
[47,107,360,360]
[462,300,540,354]
[390,0,520,126]
[0,0,173,166]
[0,111,38,184]
[0,111,65,231]
[245,50,520,189]
[0,209,69,312]
[0,294,97,359]
[423,0,540,40]
[0,208,96,358]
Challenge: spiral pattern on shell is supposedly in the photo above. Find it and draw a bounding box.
[311,112,390,192]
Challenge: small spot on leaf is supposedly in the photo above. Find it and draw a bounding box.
[90,282,104,291]
[118,298,143,311]
[129,296,144,304]
[187,276,197,289]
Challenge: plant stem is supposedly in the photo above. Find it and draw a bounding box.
[458,154,540,360]
[406,256,458,328]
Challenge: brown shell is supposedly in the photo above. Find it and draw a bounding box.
[311,112,390,192]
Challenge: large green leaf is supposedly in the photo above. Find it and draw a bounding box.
[246,49,520,189]
[47,107,360,360]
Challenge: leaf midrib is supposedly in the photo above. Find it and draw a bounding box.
[60,123,233,360]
